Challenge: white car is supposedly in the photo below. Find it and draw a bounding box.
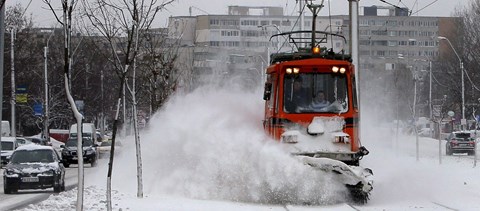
[97,140,122,158]
[418,128,434,137]
[1,137,32,165]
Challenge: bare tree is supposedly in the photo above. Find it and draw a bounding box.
[137,30,180,115]
[43,0,86,210]
[81,0,176,209]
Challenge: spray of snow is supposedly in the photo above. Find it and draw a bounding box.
[87,84,352,205]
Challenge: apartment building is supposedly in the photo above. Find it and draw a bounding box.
[169,5,458,89]
[168,6,345,88]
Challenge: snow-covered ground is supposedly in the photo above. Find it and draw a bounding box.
[16,86,480,211]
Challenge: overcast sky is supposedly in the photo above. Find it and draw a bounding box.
[8,0,470,28]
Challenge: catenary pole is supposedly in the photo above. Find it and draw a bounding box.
[0,4,6,169]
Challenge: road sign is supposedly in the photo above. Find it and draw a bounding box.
[33,103,43,116]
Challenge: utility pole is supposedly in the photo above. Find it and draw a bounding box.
[10,28,16,137]
[43,29,55,142]
[8,1,32,138]
[429,60,434,141]
[44,46,49,141]
[0,4,6,169]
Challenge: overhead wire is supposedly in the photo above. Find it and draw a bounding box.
[277,0,307,52]
[372,0,439,33]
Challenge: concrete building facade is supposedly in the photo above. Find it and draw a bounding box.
[168,5,458,90]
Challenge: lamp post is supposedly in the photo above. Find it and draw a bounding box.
[10,28,16,137]
[43,29,55,142]
[438,36,465,130]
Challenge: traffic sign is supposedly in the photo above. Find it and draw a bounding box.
[33,103,43,116]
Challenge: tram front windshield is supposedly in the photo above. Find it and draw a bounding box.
[283,73,348,113]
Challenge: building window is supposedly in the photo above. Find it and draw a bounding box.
[282,20,291,26]
[221,30,239,36]
[210,19,219,25]
[220,20,239,26]
[398,40,407,46]
[372,30,387,36]
[241,20,259,26]
[360,19,369,26]
[359,40,370,46]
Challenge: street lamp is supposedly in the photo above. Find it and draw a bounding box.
[438,36,465,129]
[43,28,56,142]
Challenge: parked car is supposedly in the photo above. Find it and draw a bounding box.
[25,136,52,146]
[445,131,476,155]
[1,137,32,165]
[3,144,65,194]
[69,123,97,143]
[97,140,122,158]
[61,137,98,167]
[418,128,434,137]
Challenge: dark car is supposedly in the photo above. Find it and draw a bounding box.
[446,131,476,155]
[3,144,65,194]
[61,137,98,167]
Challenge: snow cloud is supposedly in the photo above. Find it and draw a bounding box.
[107,83,350,205]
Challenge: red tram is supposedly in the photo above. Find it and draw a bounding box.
[261,4,372,203]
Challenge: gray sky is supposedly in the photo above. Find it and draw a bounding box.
[8,0,470,28]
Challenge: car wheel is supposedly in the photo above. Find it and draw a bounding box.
[64,162,70,168]
[468,151,475,156]
[54,176,65,193]
[61,179,66,191]
[3,178,17,194]
[91,158,97,167]
[54,184,62,193]
[3,179,12,194]
[446,146,452,155]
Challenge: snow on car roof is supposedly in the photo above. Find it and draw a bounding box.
[15,143,54,151]
[1,137,16,142]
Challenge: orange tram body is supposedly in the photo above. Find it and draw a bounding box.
[262,43,369,166]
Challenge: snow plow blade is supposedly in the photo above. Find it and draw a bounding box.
[301,156,373,204]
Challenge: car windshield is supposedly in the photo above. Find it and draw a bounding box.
[283,73,348,114]
[70,133,93,139]
[1,141,14,150]
[27,138,42,144]
[65,138,93,147]
[100,141,111,147]
[454,133,472,140]
[10,149,54,163]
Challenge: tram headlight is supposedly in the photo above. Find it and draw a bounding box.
[293,67,300,74]
[332,66,339,73]
[286,68,293,74]
[339,67,346,74]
